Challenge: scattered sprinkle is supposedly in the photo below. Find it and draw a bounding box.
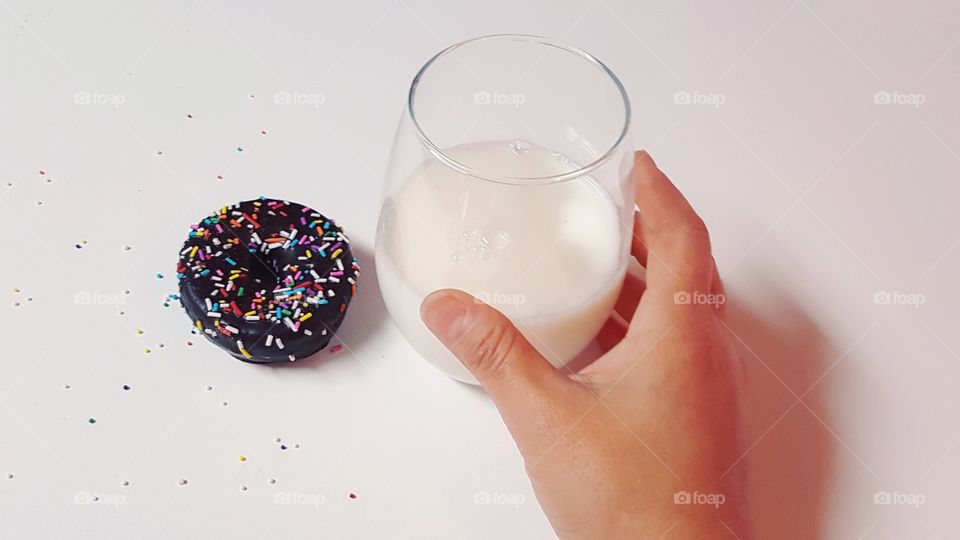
[240,485,247,491]
[36,201,43,206]
[280,444,287,450]
[331,344,343,354]
[221,401,228,407]
[236,146,243,152]
[349,492,357,499]
[205,385,213,391]
[144,348,151,354]
[64,384,70,389]
[239,455,246,462]
[187,113,193,119]
[88,418,96,424]
[135,329,143,335]
[39,169,45,175]
[155,150,163,156]
[260,130,267,136]
[268,478,276,485]
[216,175,223,181]
[123,245,132,251]
[156,273,164,279]
[178,478,188,486]
[121,480,130,487]
[122,385,131,391]
[11,288,20,294]
[6,474,12,480]
[187,341,193,346]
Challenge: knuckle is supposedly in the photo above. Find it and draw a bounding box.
[467,318,518,374]
[674,324,732,378]
[675,215,711,251]
[650,213,712,255]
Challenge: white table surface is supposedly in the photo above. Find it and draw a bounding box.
[1,1,958,538]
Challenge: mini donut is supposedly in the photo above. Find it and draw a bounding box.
[176,197,359,363]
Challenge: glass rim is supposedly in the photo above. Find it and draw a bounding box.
[407,34,632,185]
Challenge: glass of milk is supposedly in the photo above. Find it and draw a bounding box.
[376,34,634,384]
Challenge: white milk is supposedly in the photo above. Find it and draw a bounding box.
[376,140,626,383]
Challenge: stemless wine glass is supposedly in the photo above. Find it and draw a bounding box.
[375,34,634,384]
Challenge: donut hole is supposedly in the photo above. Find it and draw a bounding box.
[246,249,281,292]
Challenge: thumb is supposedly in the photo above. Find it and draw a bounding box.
[420,289,572,435]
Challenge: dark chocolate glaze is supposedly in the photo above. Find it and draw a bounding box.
[176,197,359,363]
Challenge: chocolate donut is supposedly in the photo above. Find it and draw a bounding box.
[176,197,359,363]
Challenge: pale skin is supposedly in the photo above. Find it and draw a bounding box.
[420,151,750,539]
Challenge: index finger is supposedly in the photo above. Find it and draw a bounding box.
[631,150,714,298]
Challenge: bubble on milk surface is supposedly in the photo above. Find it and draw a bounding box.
[509,139,532,154]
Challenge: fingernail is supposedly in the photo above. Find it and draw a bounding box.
[420,290,469,343]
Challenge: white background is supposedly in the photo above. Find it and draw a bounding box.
[1,1,958,538]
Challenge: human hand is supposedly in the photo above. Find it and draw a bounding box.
[420,151,750,539]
